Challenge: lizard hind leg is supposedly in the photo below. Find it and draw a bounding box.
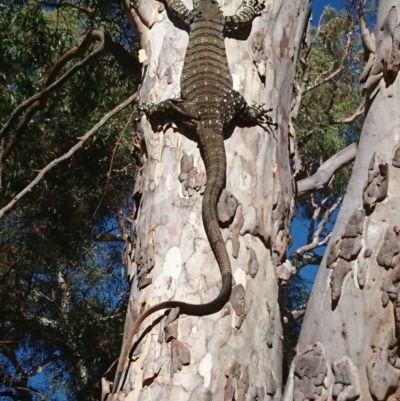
[140,98,199,121]
[220,89,277,129]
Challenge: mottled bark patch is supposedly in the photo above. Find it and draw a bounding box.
[224,361,250,401]
[230,204,244,258]
[361,5,400,92]
[276,260,292,287]
[230,284,246,329]
[179,151,206,196]
[363,154,388,211]
[367,329,400,401]
[358,248,373,288]
[136,239,156,289]
[328,209,365,301]
[376,227,400,269]
[331,259,351,301]
[392,144,400,168]
[327,238,341,268]
[293,342,328,400]
[217,189,239,223]
[247,248,259,278]
[170,339,191,376]
[332,357,361,401]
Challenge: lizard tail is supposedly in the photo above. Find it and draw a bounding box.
[111,131,231,395]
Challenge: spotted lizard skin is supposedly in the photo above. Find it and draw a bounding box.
[110,0,273,395]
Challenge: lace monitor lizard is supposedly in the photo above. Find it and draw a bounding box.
[111,0,275,395]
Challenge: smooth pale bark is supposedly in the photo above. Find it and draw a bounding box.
[284,1,400,400]
[113,0,310,400]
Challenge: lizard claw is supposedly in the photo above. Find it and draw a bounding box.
[138,102,154,115]
[256,105,277,129]
[246,0,265,15]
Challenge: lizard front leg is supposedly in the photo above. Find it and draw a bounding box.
[220,89,276,129]
[162,0,196,25]
[140,98,199,129]
[224,0,265,31]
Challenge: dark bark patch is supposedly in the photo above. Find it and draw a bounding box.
[247,248,259,278]
[376,227,400,269]
[277,261,292,287]
[164,320,178,342]
[163,307,180,342]
[230,284,246,328]
[249,385,266,400]
[358,247,373,287]
[131,343,144,362]
[217,189,239,224]
[224,361,249,401]
[327,239,341,268]
[330,259,351,301]
[367,329,400,401]
[364,247,373,258]
[179,151,206,196]
[392,144,400,168]
[138,277,152,290]
[343,209,365,238]
[230,204,244,258]
[266,369,278,396]
[339,237,362,261]
[363,156,388,211]
[145,241,156,275]
[266,313,275,348]
[293,342,328,401]
[142,355,167,387]
[331,357,361,401]
[170,339,190,376]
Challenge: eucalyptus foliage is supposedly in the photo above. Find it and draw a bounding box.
[0,2,139,400]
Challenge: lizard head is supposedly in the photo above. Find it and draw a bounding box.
[195,0,222,21]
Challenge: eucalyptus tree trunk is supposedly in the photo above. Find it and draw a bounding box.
[284,1,400,400]
[110,0,310,399]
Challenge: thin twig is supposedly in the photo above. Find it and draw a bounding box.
[0,93,137,219]
[305,19,354,93]
[293,194,343,256]
[93,108,135,217]
[0,28,139,162]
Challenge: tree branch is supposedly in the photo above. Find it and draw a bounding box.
[290,194,343,263]
[95,233,125,242]
[0,28,140,162]
[296,142,358,197]
[283,303,308,325]
[334,102,365,123]
[304,19,354,93]
[359,7,375,54]
[0,93,137,219]
[93,109,136,217]
[289,251,323,271]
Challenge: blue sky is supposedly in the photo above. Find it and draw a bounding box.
[291,0,344,284]
[313,0,343,21]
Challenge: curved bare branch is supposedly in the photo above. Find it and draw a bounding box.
[0,93,137,219]
[0,29,140,162]
[296,142,358,197]
[283,303,308,325]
